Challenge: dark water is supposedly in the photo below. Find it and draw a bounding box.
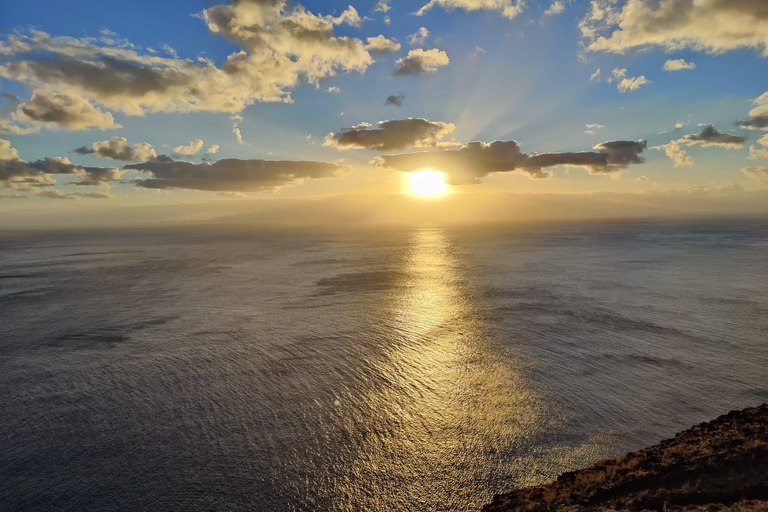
[1,220,767,511]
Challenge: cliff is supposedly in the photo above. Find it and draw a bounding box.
[482,404,768,512]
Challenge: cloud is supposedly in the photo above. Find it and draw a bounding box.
[415,0,526,19]
[174,139,204,156]
[544,1,566,16]
[654,140,694,167]
[37,189,113,200]
[392,49,450,77]
[742,166,768,182]
[231,114,250,145]
[324,118,456,151]
[0,193,26,199]
[0,120,40,135]
[737,91,768,131]
[376,139,647,184]
[1,139,120,189]
[663,58,696,71]
[12,89,120,131]
[590,68,601,81]
[374,0,391,13]
[0,138,20,161]
[75,136,157,161]
[385,94,405,107]
[408,27,429,46]
[207,144,220,155]
[0,3,375,119]
[677,124,747,148]
[584,123,604,135]
[609,68,650,92]
[748,133,768,159]
[125,157,349,192]
[365,35,401,56]
[654,125,746,166]
[580,0,768,57]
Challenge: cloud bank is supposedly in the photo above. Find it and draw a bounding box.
[125,158,349,192]
[376,139,647,184]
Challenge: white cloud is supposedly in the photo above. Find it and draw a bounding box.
[580,0,768,57]
[0,3,376,121]
[231,114,250,145]
[749,134,768,159]
[207,144,220,155]
[416,0,526,19]
[544,1,566,16]
[392,49,450,77]
[611,68,650,92]
[0,138,20,161]
[663,59,696,71]
[590,68,601,81]
[584,123,604,135]
[407,27,430,46]
[174,139,204,156]
[366,35,402,55]
[654,140,694,167]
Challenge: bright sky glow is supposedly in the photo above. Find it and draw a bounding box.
[0,0,767,227]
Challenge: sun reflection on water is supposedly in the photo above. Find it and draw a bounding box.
[337,228,552,509]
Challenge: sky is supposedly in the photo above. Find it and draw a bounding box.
[1,0,767,227]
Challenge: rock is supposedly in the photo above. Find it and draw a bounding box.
[481,404,768,512]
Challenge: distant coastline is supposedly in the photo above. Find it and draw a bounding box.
[482,404,768,511]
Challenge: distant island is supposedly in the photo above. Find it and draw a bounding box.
[482,404,768,512]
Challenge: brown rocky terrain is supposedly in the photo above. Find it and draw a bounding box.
[482,404,768,512]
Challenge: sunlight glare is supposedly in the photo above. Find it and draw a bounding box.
[408,170,448,196]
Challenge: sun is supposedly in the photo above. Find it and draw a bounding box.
[408,170,448,196]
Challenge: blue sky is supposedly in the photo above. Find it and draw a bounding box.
[1,0,767,225]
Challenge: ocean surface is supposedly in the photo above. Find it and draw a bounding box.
[1,219,767,511]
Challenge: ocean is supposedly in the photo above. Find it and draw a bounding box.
[1,219,767,511]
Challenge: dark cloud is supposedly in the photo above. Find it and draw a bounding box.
[678,125,747,147]
[37,190,112,200]
[392,49,449,77]
[324,118,455,151]
[385,94,405,107]
[75,136,157,161]
[376,139,647,185]
[124,158,349,192]
[1,138,120,189]
[737,92,768,131]
[13,89,119,130]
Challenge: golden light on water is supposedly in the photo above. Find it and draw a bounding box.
[408,170,448,196]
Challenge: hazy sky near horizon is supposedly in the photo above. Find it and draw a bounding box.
[1,0,768,226]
